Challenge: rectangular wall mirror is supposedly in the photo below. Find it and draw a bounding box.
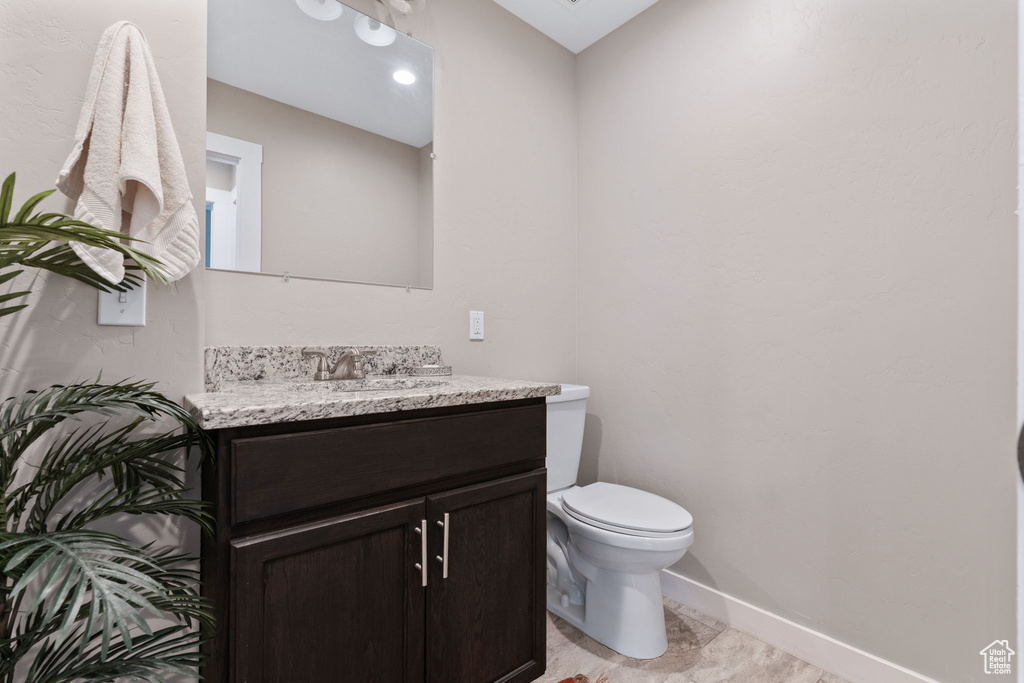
[207,0,434,289]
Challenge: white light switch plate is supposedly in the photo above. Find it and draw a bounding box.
[470,310,484,340]
[98,280,146,326]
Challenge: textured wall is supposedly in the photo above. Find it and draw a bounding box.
[0,3,207,677]
[0,8,206,412]
[0,2,207,401]
[576,1,1017,681]
[204,0,579,384]
[1018,3,1024,663]
[5,0,1017,680]
[0,1,206,399]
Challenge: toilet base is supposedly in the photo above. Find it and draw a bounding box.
[547,567,669,660]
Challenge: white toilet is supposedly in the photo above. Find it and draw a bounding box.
[546,384,694,660]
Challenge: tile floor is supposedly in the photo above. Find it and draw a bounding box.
[538,597,851,683]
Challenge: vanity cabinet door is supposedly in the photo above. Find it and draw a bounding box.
[425,470,546,683]
[231,499,427,683]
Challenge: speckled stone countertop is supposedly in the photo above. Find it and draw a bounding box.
[184,375,561,430]
[204,345,445,392]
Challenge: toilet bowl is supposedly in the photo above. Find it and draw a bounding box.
[545,386,694,660]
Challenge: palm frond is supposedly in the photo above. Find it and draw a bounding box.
[0,379,214,682]
[0,172,170,319]
[8,418,207,534]
[26,625,203,683]
[52,487,212,537]
[18,243,150,293]
[0,173,15,225]
[118,547,213,630]
[0,379,211,471]
[1,531,166,659]
[0,270,28,317]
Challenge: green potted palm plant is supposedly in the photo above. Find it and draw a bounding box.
[0,173,213,682]
[0,172,166,318]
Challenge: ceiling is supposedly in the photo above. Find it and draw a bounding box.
[492,0,662,54]
[208,0,433,148]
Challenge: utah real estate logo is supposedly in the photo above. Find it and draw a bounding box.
[980,640,1015,675]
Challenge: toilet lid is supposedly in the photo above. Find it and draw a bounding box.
[561,482,693,534]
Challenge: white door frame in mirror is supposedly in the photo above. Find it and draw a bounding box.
[206,132,263,273]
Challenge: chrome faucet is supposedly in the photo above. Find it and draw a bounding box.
[302,348,377,381]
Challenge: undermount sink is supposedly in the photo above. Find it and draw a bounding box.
[283,376,451,393]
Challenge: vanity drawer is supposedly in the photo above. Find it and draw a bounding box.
[229,404,545,523]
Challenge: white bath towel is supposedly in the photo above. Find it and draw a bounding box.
[56,21,199,284]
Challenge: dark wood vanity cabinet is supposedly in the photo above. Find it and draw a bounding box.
[202,399,548,683]
[231,500,427,682]
[426,472,546,683]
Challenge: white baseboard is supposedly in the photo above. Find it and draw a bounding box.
[660,569,940,683]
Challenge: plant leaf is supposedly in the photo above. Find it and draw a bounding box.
[0,290,30,304]
[0,531,164,659]
[0,172,15,225]
[0,268,24,285]
[13,188,55,224]
[27,625,204,683]
[0,379,215,680]
[0,303,29,317]
[0,172,173,320]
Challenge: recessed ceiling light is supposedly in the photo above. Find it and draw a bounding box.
[295,0,342,21]
[354,16,397,47]
[393,70,416,85]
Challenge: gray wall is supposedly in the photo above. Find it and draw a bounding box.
[204,0,580,385]
[0,6,207,678]
[0,2,206,398]
[575,1,1017,681]
[0,2,577,680]
[0,0,579,395]
[2,0,1018,681]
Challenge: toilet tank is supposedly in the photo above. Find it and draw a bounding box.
[546,384,590,492]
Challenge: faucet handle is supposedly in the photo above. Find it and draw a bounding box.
[350,348,376,378]
[301,349,331,381]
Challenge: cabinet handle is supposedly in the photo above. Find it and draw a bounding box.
[416,520,427,587]
[436,513,449,579]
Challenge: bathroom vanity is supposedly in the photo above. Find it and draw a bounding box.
[186,346,559,683]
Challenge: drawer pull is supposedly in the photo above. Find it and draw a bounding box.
[416,520,427,587]
[437,513,450,579]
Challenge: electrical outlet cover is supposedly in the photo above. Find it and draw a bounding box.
[470,310,485,340]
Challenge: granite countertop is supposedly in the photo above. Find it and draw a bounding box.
[183,374,561,430]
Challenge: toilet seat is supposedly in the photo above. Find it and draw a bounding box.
[561,482,693,537]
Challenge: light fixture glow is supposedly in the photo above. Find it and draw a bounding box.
[295,0,342,21]
[393,69,416,85]
[354,16,397,47]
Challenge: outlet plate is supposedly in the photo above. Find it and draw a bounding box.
[469,311,484,340]
[98,280,146,326]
